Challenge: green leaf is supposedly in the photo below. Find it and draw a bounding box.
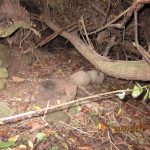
[116,92,125,100]
[49,145,59,150]
[36,132,47,141]
[0,141,16,149]
[108,121,114,126]
[132,85,143,98]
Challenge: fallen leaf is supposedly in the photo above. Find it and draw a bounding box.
[80,107,91,113]
[12,76,25,83]
[28,140,33,149]
[117,107,124,116]
[34,104,41,110]
[8,135,19,142]
[0,128,9,137]
[27,121,41,130]
[43,128,51,137]
[98,123,108,131]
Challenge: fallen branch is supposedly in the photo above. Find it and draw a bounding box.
[41,0,150,81]
[0,86,149,124]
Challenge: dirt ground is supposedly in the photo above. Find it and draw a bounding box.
[0,47,150,150]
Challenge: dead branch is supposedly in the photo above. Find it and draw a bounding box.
[134,11,150,64]
[0,88,146,124]
[41,0,150,81]
[35,29,63,48]
[88,7,131,35]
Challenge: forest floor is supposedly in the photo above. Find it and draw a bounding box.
[0,47,149,150]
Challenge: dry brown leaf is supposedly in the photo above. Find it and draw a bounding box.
[27,121,41,130]
[42,128,52,137]
[8,135,19,142]
[0,127,9,137]
[98,123,108,131]
[12,76,25,83]
[117,107,124,116]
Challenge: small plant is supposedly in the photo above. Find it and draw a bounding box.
[49,145,59,150]
[116,83,150,102]
[36,132,47,142]
[0,141,16,149]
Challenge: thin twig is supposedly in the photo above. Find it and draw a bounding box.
[79,16,94,50]
[107,130,119,150]
[0,85,149,123]
[60,121,91,136]
[134,11,150,64]
[19,29,31,48]
[88,7,131,35]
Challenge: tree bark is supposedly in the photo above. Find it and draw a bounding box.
[42,1,150,81]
